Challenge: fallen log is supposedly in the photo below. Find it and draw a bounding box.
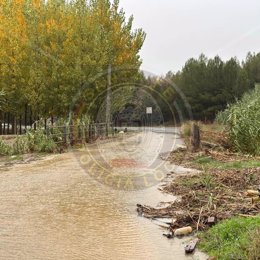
[201,141,220,149]
[237,214,259,218]
[246,190,259,197]
[151,219,170,229]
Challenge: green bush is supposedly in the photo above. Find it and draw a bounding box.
[216,88,260,155]
[12,135,30,154]
[181,121,193,137]
[0,129,57,156]
[1,117,92,156]
[24,129,57,153]
[0,139,12,155]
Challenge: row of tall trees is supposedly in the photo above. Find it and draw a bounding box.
[146,53,260,121]
[0,0,145,121]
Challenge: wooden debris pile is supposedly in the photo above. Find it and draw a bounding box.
[163,147,259,170]
[137,168,260,233]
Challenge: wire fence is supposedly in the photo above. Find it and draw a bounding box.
[46,123,115,145]
[0,111,115,146]
[0,107,116,145]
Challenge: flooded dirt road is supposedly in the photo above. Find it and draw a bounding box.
[0,129,207,260]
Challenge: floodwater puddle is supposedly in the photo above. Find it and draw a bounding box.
[0,130,207,259]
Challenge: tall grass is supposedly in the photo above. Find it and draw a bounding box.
[216,87,260,155]
[0,129,57,156]
[18,129,57,153]
[0,116,92,156]
[181,121,193,137]
[0,139,12,155]
[199,217,260,260]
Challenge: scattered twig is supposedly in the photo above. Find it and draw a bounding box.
[197,207,203,232]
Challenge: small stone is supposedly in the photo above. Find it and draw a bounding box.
[185,238,199,254]
[163,232,173,239]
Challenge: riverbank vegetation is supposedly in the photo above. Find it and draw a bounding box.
[0,128,57,155]
[180,84,260,157]
[216,87,260,156]
[138,111,259,258]
[199,217,260,260]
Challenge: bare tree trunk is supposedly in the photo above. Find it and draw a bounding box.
[106,63,112,136]
[19,115,22,135]
[0,111,2,135]
[11,115,16,135]
[190,123,200,152]
[3,113,6,135]
[29,108,32,129]
[7,113,10,134]
[25,104,27,131]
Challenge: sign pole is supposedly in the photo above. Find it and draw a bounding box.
[146,107,152,131]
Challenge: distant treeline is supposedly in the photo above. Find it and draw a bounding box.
[145,53,260,122]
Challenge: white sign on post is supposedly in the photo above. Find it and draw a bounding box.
[146,107,152,114]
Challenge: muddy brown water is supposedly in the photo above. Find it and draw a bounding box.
[0,129,207,260]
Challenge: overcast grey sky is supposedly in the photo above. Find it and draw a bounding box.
[119,0,260,75]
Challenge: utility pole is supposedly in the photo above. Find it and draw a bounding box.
[106,63,112,136]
